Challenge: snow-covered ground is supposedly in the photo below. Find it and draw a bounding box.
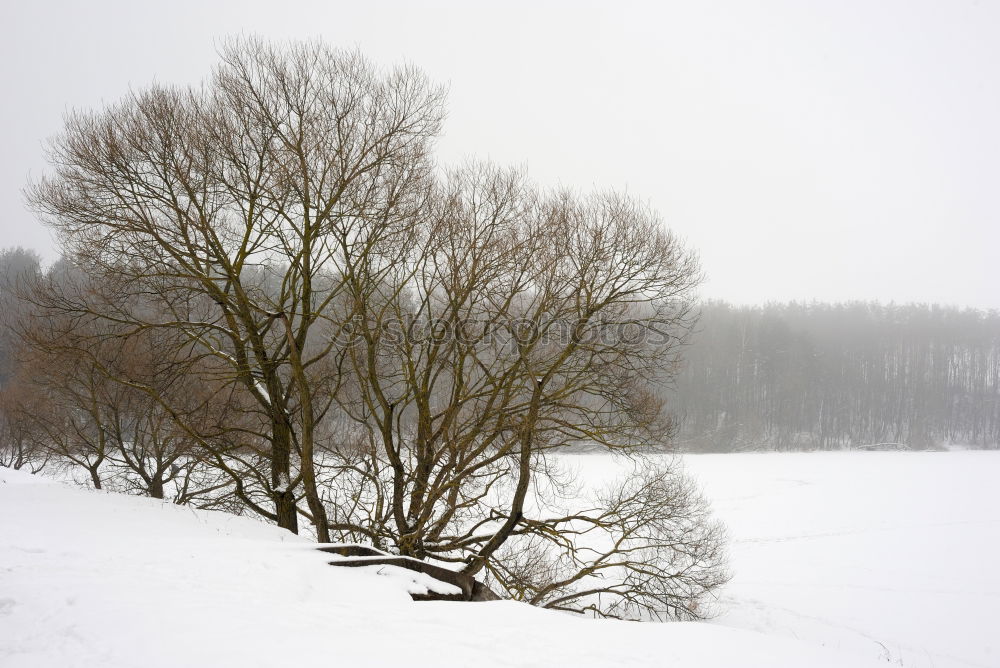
[2,452,997,668]
[565,451,1000,668]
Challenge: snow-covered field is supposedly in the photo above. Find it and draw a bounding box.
[705,452,1000,668]
[2,452,997,668]
[566,451,1000,668]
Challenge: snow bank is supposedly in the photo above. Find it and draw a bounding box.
[0,465,883,668]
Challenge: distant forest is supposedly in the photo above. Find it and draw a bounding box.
[669,302,1000,451]
[3,250,999,453]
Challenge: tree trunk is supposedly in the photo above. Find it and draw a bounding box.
[271,422,299,534]
[88,466,102,490]
[279,312,329,542]
[275,489,298,533]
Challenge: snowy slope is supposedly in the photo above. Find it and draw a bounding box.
[0,465,886,668]
[566,451,1000,668]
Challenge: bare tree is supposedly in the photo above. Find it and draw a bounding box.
[27,37,445,534]
[12,338,117,489]
[0,375,50,473]
[488,458,728,620]
[24,37,726,619]
[13,263,267,512]
[316,163,722,618]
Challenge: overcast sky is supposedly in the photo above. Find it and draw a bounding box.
[1,0,997,308]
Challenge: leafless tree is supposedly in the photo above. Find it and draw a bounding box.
[11,335,118,489]
[316,163,723,618]
[24,37,726,619]
[487,458,729,620]
[8,264,244,505]
[0,375,50,473]
[27,37,445,534]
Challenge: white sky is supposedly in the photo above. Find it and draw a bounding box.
[1,0,997,308]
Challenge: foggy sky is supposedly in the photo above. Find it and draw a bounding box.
[1,0,997,308]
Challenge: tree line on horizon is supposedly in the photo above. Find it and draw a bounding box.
[6,251,996,456]
[669,301,1000,451]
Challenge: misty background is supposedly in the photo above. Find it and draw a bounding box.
[1,1,998,450]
